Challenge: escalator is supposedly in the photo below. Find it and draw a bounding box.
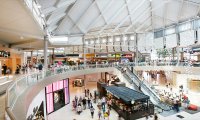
[121,67,172,111]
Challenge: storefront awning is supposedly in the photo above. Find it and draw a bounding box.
[104,86,149,104]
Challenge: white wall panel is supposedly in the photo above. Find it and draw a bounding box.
[180,30,195,47]
[78,46,83,53]
[138,37,146,52]
[121,41,129,52]
[128,40,135,52]
[88,45,94,53]
[65,47,74,54]
[114,41,121,52]
[107,42,114,52]
[95,44,100,53]
[100,43,107,53]
[154,37,164,49]
[165,34,177,48]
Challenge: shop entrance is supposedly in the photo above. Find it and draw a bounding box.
[54,89,65,111]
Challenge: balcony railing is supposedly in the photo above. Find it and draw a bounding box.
[5,63,136,120]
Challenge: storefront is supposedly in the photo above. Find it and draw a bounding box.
[45,79,70,114]
[104,86,154,120]
[72,78,84,87]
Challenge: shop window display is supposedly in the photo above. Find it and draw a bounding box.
[72,78,84,87]
[45,79,69,114]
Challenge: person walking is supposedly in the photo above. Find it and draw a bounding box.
[90,93,93,99]
[94,91,97,103]
[98,109,102,120]
[85,89,87,97]
[90,106,95,118]
[2,64,7,75]
[102,97,106,110]
[97,98,102,109]
[75,96,78,106]
[77,104,82,115]
[72,100,76,110]
[154,113,158,120]
[82,97,86,110]
[79,96,82,104]
[87,97,91,109]
[87,89,90,97]
[6,67,11,76]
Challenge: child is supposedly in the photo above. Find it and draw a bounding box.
[98,110,102,120]
[90,106,95,118]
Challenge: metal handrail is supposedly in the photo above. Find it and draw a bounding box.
[6,63,133,120]
[125,67,171,111]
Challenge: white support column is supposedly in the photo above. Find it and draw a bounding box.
[135,33,138,66]
[30,51,33,64]
[44,35,48,68]
[83,36,86,67]
[176,46,180,65]
[176,25,180,65]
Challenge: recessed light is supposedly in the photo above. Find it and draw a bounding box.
[20,36,24,40]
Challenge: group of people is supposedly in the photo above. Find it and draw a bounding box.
[72,89,97,117]
[72,89,112,120]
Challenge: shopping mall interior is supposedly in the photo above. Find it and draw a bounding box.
[1,0,200,120]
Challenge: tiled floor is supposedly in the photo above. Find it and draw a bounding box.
[48,73,200,120]
[48,82,123,120]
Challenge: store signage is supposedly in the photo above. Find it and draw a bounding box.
[109,54,121,57]
[131,100,135,104]
[0,51,10,57]
[55,54,79,57]
[122,54,132,58]
[96,54,108,58]
[66,54,79,57]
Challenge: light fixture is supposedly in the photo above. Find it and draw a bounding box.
[96,39,99,44]
[90,40,94,44]
[50,36,68,44]
[20,36,24,40]
[102,39,106,43]
[123,36,127,41]
[40,14,45,18]
[85,41,88,44]
[130,35,135,40]
[115,37,120,42]
[37,4,42,8]
[131,100,135,104]
[109,38,113,42]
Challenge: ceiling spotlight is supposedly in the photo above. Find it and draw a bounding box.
[130,35,135,40]
[96,39,100,44]
[102,39,106,43]
[85,41,88,44]
[37,4,42,8]
[123,36,127,41]
[20,36,24,40]
[109,38,113,42]
[90,40,94,44]
[40,14,45,18]
[115,37,120,42]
